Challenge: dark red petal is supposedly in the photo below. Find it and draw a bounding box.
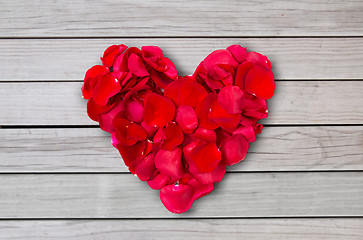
[195,93,220,129]
[217,85,244,114]
[129,154,157,181]
[92,74,121,106]
[234,62,255,91]
[101,44,127,68]
[160,183,195,214]
[220,134,249,166]
[164,77,208,108]
[125,100,143,123]
[143,93,175,127]
[227,45,247,63]
[240,92,268,119]
[155,147,185,179]
[245,66,275,100]
[187,178,214,200]
[204,49,239,79]
[190,142,221,172]
[82,65,109,99]
[141,120,159,138]
[246,51,272,70]
[215,128,231,147]
[149,68,174,89]
[115,140,146,167]
[113,117,147,146]
[87,98,116,122]
[208,101,240,129]
[191,127,217,142]
[147,172,171,190]
[162,57,178,79]
[128,53,150,77]
[176,106,198,134]
[98,101,124,133]
[232,123,263,143]
[193,163,226,184]
[161,122,184,150]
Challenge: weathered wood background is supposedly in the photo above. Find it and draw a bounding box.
[0,0,362,239]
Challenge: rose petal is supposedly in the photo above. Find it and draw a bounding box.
[92,74,121,106]
[155,147,185,179]
[113,117,147,146]
[98,100,124,133]
[234,62,255,91]
[115,140,146,167]
[149,68,174,89]
[190,142,221,172]
[204,49,238,82]
[191,127,217,143]
[195,93,220,129]
[220,134,249,166]
[160,183,195,214]
[143,93,175,127]
[82,65,109,99]
[101,44,127,68]
[245,66,275,100]
[129,154,157,181]
[227,45,247,63]
[161,121,184,150]
[186,178,214,200]
[147,171,171,190]
[246,51,272,70]
[208,101,240,129]
[192,163,226,184]
[128,53,150,77]
[176,106,198,134]
[125,100,143,123]
[217,85,244,114]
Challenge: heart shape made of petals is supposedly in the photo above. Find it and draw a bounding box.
[82,44,275,214]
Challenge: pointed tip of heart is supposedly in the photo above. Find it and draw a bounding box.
[82,44,275,213]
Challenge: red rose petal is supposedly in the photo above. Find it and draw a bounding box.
[186,178,214,200]
[195,93,220,129]
[234,62,255,91]
[246,51,272,70]
[217,85,244,114]
[160,183,195,214]
[128,53,150,77]
[113,117,147,146]
[98,101,124,133]
[143,93,175,127]
[204,49,238,80]
[190,142,221,172]
[125,100,143,123]
[92,74,121,106]
[191,127,217,143]
[87,98,116,122]
[161,121,184,150]
[245,66,275,100]
[115,140,146,167]
[101,44,127,68]
[149,68,174,89]
[129,154,157,181]
[82,65,109,99]
[208,101,240,129]
[227,45,247,63]
[220,134,249,166]
[176,106,198,134]
[193,163,226,184]
[155,147,185,179]
[147,171,171,190]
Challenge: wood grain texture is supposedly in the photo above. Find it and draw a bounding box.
[1,38,363,81]
[0,172,362,218]
[0,219,362,240]
[0,126,362,173]
[1,0,363,37]
[0,81,362,125]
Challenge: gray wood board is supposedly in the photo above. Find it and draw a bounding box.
[0,172,362,218]
[1,0,362,37]
[1,38,363,80]
[0,81,362,125]
[0,126,362,172]
[0,219,362,240]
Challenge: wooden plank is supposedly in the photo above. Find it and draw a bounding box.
[0,219,362,240]
[1,0,362,37]
[0,172,362,218]
[0,81,362,125]
[0,126,362,173]
[1,38,363,81]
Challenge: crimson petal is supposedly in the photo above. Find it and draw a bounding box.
[160,184,194,214]
[143,93,175,127]
[217,85,244,114]
[155,147,185,179]
[190,142,221,172]
[161,121,184,150]
[220,134,249,166]
[245,66,275,100]
[176,106,198,134]
[147,171,171,190]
